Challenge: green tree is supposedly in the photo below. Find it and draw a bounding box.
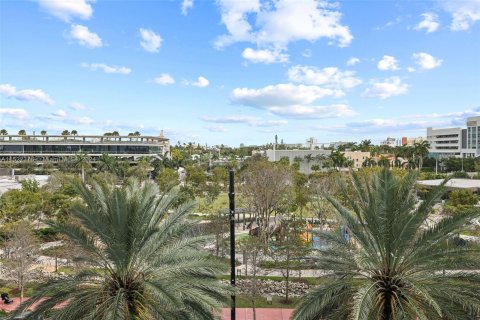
[446,189,478,214]
[13,179,231,319]
[74,152,90,182]
[294,168,480,320]
[71,130,78,136]
[0,129,8,136]
[156,168,180,192]
[61,130,70,136]
[18,129,26,135]
[185,165,207,196]
[413,140,430,172]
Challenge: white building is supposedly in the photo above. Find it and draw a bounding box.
[427,127,463,159]
[381,136,397,148]
[462,116,480,158]
[264,149,331,174]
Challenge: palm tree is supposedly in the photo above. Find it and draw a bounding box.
[112,130,120,136]
[13,179,231,319]
[18,129,26,135]
[40,130,47,136]
[414,141,430,172]
[74,152,90,182]
[293,169,480,320]
[0,129,8,135]
[71,130,78,136]
[61,130,70,136]
[98,153,117,173]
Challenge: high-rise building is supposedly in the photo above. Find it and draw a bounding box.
[426,127,463,159]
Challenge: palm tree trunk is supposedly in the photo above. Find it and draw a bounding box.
[81,165,85,183]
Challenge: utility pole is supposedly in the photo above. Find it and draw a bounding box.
[229,170,236,320]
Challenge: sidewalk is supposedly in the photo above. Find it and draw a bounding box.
[221,308,293,320]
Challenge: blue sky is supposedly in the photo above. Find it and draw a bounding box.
[0,0,479,146]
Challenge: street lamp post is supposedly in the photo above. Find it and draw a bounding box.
[229,170,236,320]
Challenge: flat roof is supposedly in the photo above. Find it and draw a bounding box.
[417,179,480,190]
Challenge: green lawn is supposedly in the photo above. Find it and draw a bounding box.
[235,294,299,308]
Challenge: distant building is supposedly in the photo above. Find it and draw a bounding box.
[0,133,170,163]
[427,127,463,159]
[462,116,480,158]
[264,149,331,174]
[401,136,425,146]
[344,151,370,169]
[381,137,397,148]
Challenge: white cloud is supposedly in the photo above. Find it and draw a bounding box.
[202,115,288,127]
[51,109,67,119]
[346,57,360,66]
[302,49,312,58]
[287,65,362,89]
[442,0,480,31]
[377,55,400,71]
[0,108,29,120]
[242,47,288,64]
[215,0,352,49]
[362,77,409,99]
[0,83,55,105]
[190,76,209,88]
[69,101,86,110]
[139,28,162,53]
[206,125,228,132]
[81,63,131,74]
[407,67,416,73]
[154,73,175,85]
[414,12,440,33]
[266,104,356,119]
[69,24,102,48]
[231,83,342,108]
[412,52,443,70]
[38,0,93,22]
[181,0,194,15]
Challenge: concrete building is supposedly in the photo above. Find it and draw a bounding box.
[381,137,397,148]
[344,151,370,169]
[426,127,463,159]
[401,136,425,147]
[0,133,170,163]
[264,149,331,174]
[462,116,480,158]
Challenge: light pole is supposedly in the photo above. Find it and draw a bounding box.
[229,170,236,320]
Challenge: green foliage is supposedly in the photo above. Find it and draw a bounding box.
[448,189,478,207]
[452,171,469,178]
[294,168,480,320]
[443,157,475,172]
[156,167,179,192]
[185,165,207,196]
[21,178,40,192]
[0,189,44,223]
[13,179,231,320]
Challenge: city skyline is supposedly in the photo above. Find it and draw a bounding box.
[1,0,479,146]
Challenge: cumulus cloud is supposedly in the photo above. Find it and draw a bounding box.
[232,83,342,108]
[69,24,102,48]
[412,52,443,70]
[181,0,194,15]
[38,0,93,22]
[346,57,360,66]
[139,28,162,53]
[74,116,95,125]
[202,115,288,127]
[0,108,29,120]
[442,0,480,31]
[215,0,353,52]
[414,12,440,33]
[362,77,409,99]
[81,63,131,74]
[0,83,55,105]
[189,76,209,88]
[69,101,87,110]
[154,73,175,85]
[377,55,400,71]
[242,48,288,64]
[287,65,362,89]
[230,82,354,119]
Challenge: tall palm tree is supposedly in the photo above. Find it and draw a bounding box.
[74,152,90,182]
[12,179,230,319]
[414,141,430,172]
[294,169,480,320]
[0,129,8,135]
[61,130,70,136]
[71,130,78,136]
[18,129,26,135]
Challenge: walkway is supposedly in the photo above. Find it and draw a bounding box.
[221,308,293,320]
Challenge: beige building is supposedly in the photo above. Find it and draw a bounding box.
[344,151,370,169]
[401,136,425,146]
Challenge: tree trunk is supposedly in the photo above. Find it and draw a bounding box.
[81,165,85,183]
[285,266,290,303]
[252,299,256,320]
